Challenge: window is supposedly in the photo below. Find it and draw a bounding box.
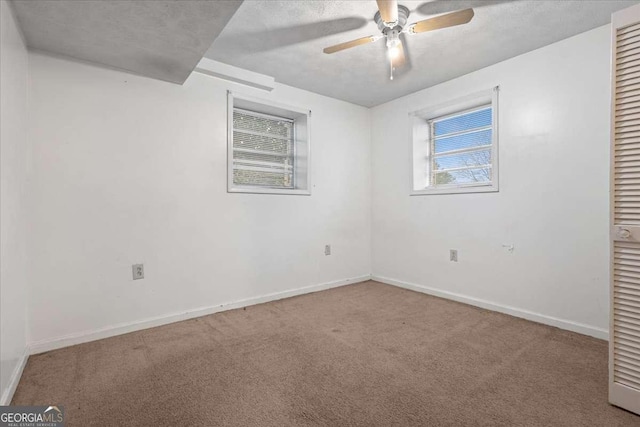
[232,110,294,188]
[431,106,493,186]
[411,87,499,195]
[228,92,310,195]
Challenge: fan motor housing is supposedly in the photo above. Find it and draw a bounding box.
[374,5,410,33]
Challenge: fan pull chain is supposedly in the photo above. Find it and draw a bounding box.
[390,60,394,81]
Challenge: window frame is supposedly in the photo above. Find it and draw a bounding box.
[227,91,311,196]
[410,86,499,196]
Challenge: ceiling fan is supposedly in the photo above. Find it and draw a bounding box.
[323,0,475,80]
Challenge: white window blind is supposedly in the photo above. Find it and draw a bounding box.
[430,105,493,186]
[232,109,294,188]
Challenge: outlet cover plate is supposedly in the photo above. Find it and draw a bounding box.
[133,264,144,280]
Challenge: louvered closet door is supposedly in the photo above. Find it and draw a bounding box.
[611,4,640,416]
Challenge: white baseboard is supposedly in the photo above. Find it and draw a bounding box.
[372,275,609,340]
[28,275,372,355]
[0,348,29,405]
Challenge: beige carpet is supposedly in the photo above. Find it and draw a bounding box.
[12,281,639,426]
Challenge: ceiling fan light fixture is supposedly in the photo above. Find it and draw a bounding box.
[322,2,475,82]
[387,45,400,60]
[386,29,401,60]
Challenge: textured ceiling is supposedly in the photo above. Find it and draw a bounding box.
[11,0,243,84]
[205,0,638,107]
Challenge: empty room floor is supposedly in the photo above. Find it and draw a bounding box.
[12,281,637,426]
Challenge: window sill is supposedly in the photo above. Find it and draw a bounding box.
[228,186,311,196]
[411,183,498,196]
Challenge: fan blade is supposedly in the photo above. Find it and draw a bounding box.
[409,8,474,34]
[392,39,407,69]
[376,0,398,24]
[323,35,378,54]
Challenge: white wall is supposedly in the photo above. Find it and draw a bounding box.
[371,25,611,338]
[27,53,371,346]
[0,0,29,403]
[19,21,615,353]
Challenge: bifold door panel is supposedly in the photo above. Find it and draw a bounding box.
[611,4,640,416]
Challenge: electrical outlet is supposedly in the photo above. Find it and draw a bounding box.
[450,250,458,262]
[132,264,144,280]
[325,245,331,256]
